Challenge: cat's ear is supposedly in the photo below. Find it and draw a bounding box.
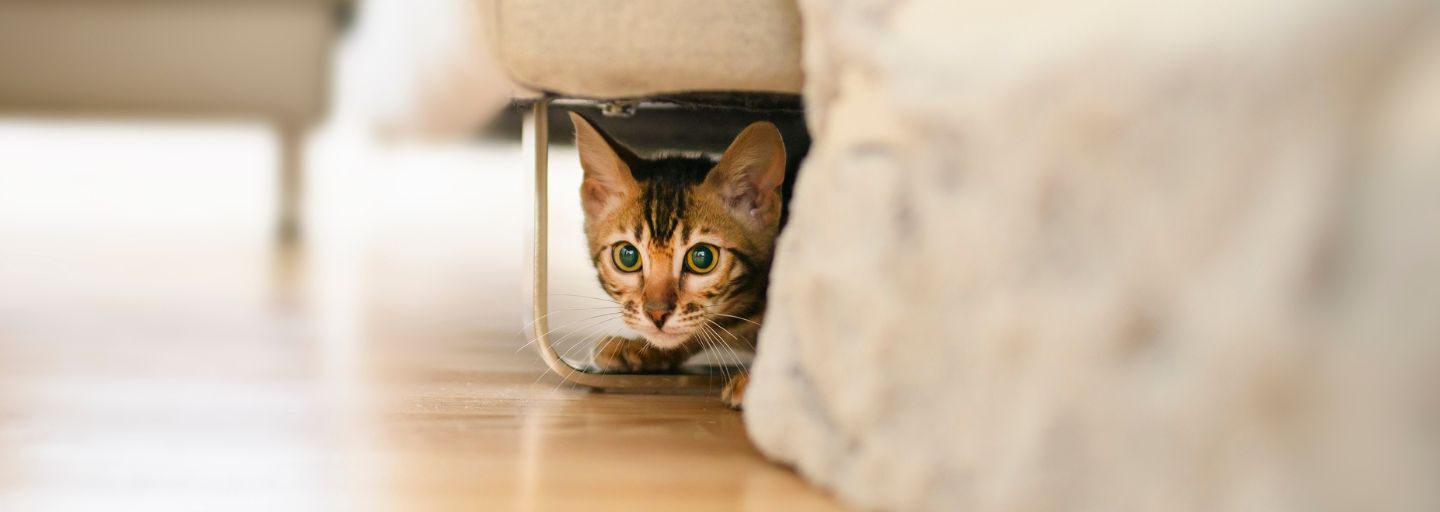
[570,112,640,219]
[707,121,786,228]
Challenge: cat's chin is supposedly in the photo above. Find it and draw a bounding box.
[639,330,692,350]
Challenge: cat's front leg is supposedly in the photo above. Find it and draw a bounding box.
[721,372,748,410]
[592,336,697,373]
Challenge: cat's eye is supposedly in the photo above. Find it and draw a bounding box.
[612,242,642,272]
[685,244,718,274]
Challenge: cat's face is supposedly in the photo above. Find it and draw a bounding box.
[571,113,786,349]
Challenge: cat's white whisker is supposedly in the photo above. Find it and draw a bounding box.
[698,323,744,379]
[555,322,613,354]
[538,314,624,354]
[704,318,753,351]
[518,306,621,335]
[701,320,751,376]
[693,328,731,382]
[520,310,620,343]
[533,325,614,387]
[699,308,763,328]
[547,292,622,305]
[517,311,622,352]
[559,328,622,391]
[545,327,616,389]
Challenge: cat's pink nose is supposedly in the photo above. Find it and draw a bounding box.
[644,302,673,329]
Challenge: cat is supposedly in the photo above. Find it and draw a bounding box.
[569,111,787,409]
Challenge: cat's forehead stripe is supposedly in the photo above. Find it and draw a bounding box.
[641,174,688,243]
[628,154,713,244]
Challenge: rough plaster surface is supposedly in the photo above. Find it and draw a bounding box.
[745,0,1440,510]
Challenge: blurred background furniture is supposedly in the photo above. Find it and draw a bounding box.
[0,0,345,244]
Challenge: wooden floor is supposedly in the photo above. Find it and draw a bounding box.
[0,122,843,512]
[0,244,842,512]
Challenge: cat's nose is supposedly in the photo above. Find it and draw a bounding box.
[644,301,673,329]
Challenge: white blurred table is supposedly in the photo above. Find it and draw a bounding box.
[0,0,343,244]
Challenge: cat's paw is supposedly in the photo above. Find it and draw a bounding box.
[592,336,685,373]
[721,372,749,410]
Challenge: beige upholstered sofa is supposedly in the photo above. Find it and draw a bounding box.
[484,0,803,99]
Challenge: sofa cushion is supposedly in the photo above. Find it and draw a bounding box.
[486,0,803,98]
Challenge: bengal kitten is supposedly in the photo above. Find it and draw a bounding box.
[569,112,786,409]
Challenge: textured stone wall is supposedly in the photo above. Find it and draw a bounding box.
[745,0,1440,510]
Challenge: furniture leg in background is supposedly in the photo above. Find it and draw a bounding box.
[0,0,342,247]
[275,122,307,245]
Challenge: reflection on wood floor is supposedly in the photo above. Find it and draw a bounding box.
[0,119,841,511]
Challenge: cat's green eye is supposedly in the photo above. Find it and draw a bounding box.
[612,242,642,272]
[686,244,718,274]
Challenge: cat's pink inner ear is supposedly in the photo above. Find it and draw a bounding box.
[708,121,786,227]
[571,112,638,218]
